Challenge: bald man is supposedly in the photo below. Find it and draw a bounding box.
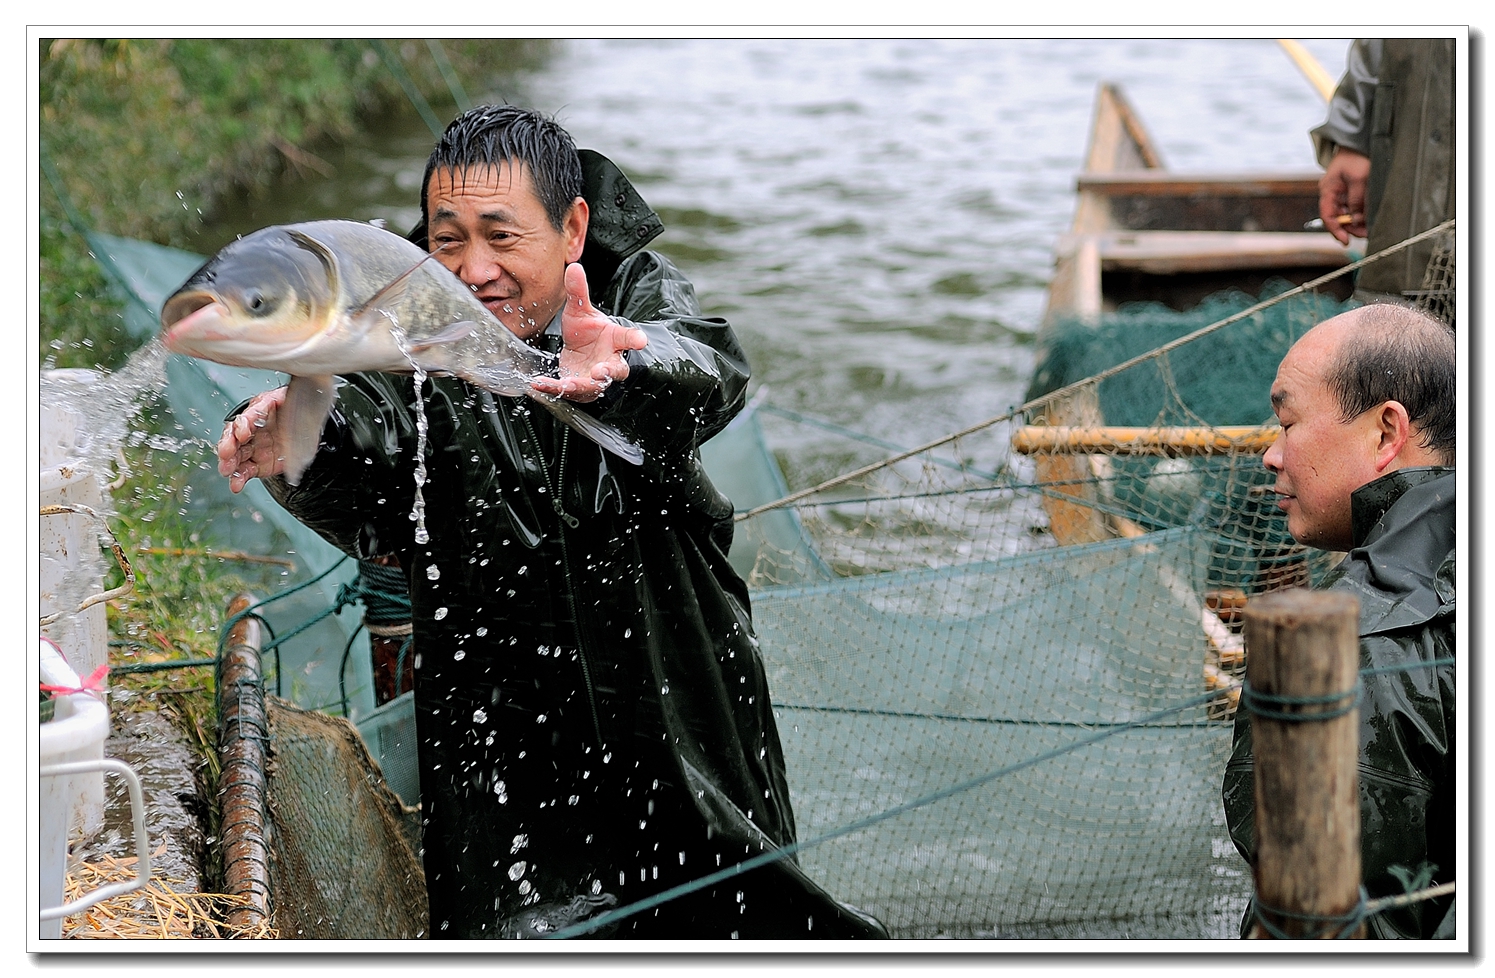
[1222,305,1456,939]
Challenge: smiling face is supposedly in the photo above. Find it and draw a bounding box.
[1262,321,1387,551]
[425,162,588,340]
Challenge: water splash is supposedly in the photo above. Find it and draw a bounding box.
[391,325,433,546]
[40,339,171,623]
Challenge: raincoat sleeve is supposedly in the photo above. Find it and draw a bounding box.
[1310,38,1384,168]
[590,249,751,470]
[257,372,425,560]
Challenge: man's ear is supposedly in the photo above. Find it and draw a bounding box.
[1372,399,1414,473]
[564,197,590,263]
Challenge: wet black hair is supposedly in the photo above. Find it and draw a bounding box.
[1328,304,1456,464]
[418,104,583,232]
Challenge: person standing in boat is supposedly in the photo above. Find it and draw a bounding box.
[1221,304,1455,939]
[216,104,887,940]
[1312,38,1455,308]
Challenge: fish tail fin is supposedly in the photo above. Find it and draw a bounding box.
[529,393,645,466]
[280,374,338,486]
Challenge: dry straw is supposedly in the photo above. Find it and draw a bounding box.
[59,848,277,940]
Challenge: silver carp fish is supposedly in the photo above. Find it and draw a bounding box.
[160,219,643,484]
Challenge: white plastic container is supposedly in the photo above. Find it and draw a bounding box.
[40,369,110,686]
[38,640,110,940]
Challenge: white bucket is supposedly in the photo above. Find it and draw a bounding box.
[38,640,110,940]
[40,369,110,687]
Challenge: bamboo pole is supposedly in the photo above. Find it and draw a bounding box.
[1242,589,1363,939]
[1011,424,1278,457]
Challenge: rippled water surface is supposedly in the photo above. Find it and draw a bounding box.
[200,37,1350,482]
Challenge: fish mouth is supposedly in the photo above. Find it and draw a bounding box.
[161,292,230,351]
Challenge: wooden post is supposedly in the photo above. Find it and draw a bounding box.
[1242,589,1363,939]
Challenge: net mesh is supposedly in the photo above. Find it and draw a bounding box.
[264,697,428,939]
[725,276,1386,937]
[1413,229,1457,329]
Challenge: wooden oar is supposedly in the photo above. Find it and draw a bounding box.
[1277,39,1337,101]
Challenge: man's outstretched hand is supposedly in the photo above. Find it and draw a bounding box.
[531,263,648,402]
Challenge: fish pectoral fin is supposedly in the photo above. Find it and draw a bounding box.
[529,392,646,466]
[405,321,479,353]
[280,374,338,486]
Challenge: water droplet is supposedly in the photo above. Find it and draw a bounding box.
[453,649,466,661]
[476,626,488,636]
[623,628,632,638]
[472,707,487,723]
[661,683,669,695]
[602,752,612,764]
[591,880,602,895]
[518,879,532,895]
[536,714,547,723]
[426,564,441,580]
[568,794,580,805]
[434,607,448,620]
[511,834,528,853]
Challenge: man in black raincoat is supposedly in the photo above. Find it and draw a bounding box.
[1222,304,1456,938]
[218,105,886,939]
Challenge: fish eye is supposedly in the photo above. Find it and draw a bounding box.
[241,288,276,317]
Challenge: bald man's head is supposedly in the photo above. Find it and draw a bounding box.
[1322,305,1456,465]
[1263,305,1454,549]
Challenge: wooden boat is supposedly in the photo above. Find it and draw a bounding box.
[1022,83,1354,546]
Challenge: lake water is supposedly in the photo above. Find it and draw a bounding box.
[198,36,1351,491]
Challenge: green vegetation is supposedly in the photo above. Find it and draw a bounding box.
[39,37,553,370]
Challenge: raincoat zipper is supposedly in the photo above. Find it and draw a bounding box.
[524,414,604,749]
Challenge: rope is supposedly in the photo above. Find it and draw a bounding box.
[736,219,1456,522]
[1240,681,1361,722]
[1248,881,1456,939]
[424,39,473,114]
[757,403,1004,482]
[372,40,445,140]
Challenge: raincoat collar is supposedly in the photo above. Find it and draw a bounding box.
[1328,466,1455,636]
[1350,466,1454,548]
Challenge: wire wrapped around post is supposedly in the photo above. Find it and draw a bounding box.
[216,592,272,934]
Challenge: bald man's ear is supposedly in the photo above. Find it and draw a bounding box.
[1372,400,1414,473]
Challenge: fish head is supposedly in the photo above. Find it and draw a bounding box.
[161,226,342,369]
